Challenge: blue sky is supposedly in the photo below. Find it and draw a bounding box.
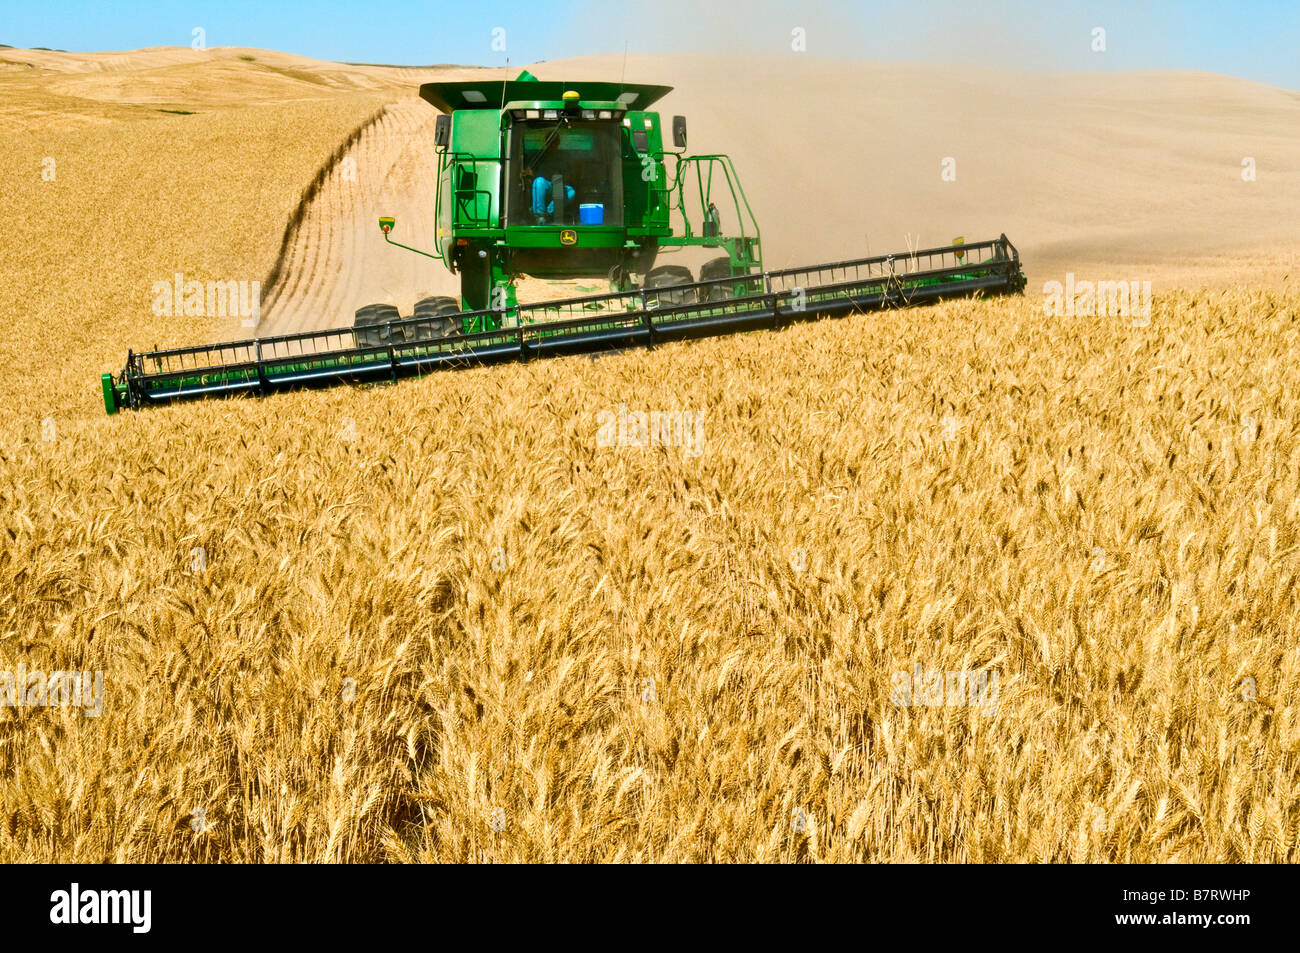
[3,0,1298,89]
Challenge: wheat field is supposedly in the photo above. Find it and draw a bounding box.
[5,286,1299,862]
[1,49,1298,863]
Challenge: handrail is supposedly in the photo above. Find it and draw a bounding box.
[433,151,501,257]
[643,153,763,274]
[654,153,762,247]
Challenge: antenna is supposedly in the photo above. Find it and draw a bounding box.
[618,40,628,98]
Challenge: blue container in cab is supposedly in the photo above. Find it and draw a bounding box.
[579,203,604,225]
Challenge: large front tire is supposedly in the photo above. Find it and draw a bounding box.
[410,296,461,341]
[353,303,400,347]
[699,257,735,302]
[643,265,697,308]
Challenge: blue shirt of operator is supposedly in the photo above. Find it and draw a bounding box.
[532,176,576,219]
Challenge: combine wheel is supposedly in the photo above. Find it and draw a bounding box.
[643,265,697,307]
[411,295,461,340]
[700,257,737,301]
[353,303,400,347]
[700,257,763,301]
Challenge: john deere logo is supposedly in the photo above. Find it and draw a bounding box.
[560,229,577,246]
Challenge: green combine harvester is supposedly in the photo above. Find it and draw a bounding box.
[101,71,1025,413]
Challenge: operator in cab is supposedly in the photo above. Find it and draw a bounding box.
[522,166,576,224]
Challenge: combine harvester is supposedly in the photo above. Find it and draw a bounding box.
[101,71,1025,413]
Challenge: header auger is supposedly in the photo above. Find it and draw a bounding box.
[102,71,1025,413]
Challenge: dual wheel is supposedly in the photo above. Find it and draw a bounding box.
[352,259,755,342]
[353,296,461,346]
[642,257,751,306]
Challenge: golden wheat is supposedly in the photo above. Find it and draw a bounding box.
[1,284,1298,861]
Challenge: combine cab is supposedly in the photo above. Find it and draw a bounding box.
[101,71,1026,413]
[371,70,762,331]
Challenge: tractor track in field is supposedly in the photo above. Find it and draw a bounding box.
[249,54,1300,343]
[253,93,646,338]
[256,97,460,338]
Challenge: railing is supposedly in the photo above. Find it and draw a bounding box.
[433,151,499,257]
[650,153,762,259]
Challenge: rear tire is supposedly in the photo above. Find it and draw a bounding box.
[353,303,400,347]
[410,295,461,341]
[699,257,736,301]
[643,265,697,307]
